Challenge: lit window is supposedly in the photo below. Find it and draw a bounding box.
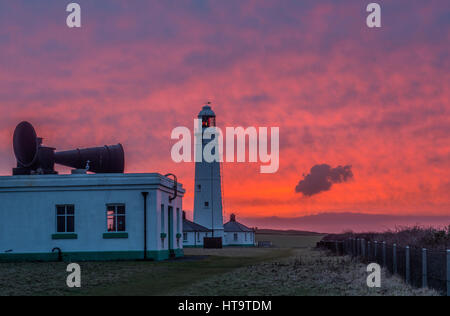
[202,116,216,128]
[107,204,126,232]
[56,205,75,233]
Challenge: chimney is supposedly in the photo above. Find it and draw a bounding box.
[182,211,186,220]
[230,213,236,222]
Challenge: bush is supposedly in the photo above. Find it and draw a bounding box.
[327,225,450,250]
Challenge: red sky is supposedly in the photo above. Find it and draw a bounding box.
[0,1,449,226]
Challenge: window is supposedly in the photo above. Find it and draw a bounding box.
[183,233,188,242]
[56,205,75,233]
[204,201,209,208]
[233,233,238,242]
[196,185,201,192]
[107,204,126,232]
[197,232,200,242]
[161,204,165,233]
[245,233,247,241]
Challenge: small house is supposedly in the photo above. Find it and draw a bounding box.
[223,214,255,246]
[182,211,211,248]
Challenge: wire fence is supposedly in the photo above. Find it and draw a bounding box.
[317,238,450,296]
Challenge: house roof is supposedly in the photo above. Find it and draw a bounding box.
[224,220,254,232]
[183,219,211,232]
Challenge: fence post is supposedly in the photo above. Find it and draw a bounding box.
[374,241,378,262]
[447,249,450,297]
[357,239,360,256]
[406,246,410,284]
[382,242,386,267]
[350,238,352,255]
[359,239,362,257]
[353,238,356,256]
[422,248,427,288]
[361,239,366,258]
[346,239,349,255]
[360,239,363,257]
[393,244,397,275]
[349,238,352,255]
[347,239,350,255]
[359,239,362,256]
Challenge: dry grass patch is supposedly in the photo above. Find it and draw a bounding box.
[176,248,440,296]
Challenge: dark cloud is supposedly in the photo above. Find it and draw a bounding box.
[295,164,353,197]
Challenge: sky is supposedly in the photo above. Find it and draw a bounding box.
[0,1,449,229]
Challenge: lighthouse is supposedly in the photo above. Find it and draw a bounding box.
[193,104,224,240]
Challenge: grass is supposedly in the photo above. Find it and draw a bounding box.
[177,249,438,296]
[0,248,292,296]
[0,233,440,296]
[79,248,293,296]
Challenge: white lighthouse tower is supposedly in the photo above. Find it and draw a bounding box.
[193,104,224,240]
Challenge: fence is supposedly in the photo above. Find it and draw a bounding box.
[317,238,450,296]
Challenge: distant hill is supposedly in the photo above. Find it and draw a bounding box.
[241,213,450,234]
[256,229,323,236]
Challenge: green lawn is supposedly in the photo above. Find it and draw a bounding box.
[78,248,292,296]
[0,247,292,296]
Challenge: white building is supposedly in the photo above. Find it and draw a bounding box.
[182,212,211,248]
[224,214,255,247]
[193,105,224,239]
[0,173,185,262]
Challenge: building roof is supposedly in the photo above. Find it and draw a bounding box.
[198,105,216,118]
[224,214,254,232]
[183,219,211,232]
[224,221,254,232]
